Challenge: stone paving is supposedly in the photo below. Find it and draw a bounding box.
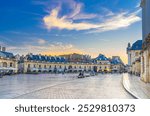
[0,74,78,99]
[0,73,134,99]
[123,73,150,99]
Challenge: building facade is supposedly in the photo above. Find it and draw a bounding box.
[141,0,150,82]
[0,46,18,74]
[127,40,142,76]
[60,53,91,63]
[110,56,125,73]
[19,53,124,74]
[93,54,111,73]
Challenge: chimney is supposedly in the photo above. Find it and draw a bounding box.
[2,47,6,52]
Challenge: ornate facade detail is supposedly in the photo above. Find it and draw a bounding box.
[141,0,145,7]
[142,33,150,50]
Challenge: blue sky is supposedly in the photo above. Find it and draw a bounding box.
[0,0,142,63]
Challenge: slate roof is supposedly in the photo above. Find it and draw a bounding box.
[26,54,67,63]
[0,51,14,58]
[111,57,122,65]
[130,40,142,50]
[95,54,108,61]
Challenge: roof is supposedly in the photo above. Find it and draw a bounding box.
[0,51,14,58]
[26,54,67,63]
[95,54,108,61]
[111,57,122,65]
[130,40,142,50]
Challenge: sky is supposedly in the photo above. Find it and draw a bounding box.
[0,0,142,64]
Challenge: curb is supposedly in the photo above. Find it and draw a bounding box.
[122,75,141,99]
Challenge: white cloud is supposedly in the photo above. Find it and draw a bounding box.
[43,7,100,30]
[89,11,141,33]
[43,7,141,33]
[72,13,97,20]
[67,2,97,20]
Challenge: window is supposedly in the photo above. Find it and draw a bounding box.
[49,65,51,68]
[135,52,139,56]
[44,65,46,68]
[39,65,41,68]
[10,63,13,67]
[34,65,36,68]
[28,64,30,68]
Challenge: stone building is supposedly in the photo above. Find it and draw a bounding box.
[19,53,120,74]
[93,54,111,73]
[141,0,150,82]
[127,40,142,76]
[60,53,91,63]
[110,56,125,73]
[0,46,18,74]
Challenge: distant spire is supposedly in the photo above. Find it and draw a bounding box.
[128,43,131,48]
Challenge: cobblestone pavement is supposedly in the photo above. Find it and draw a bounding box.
[123,73,150,99]
[0,74,78,99]
[0,73,134,99]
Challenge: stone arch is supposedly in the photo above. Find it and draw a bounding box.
[93,66,97,72]
[68,65,72,69]
[3,62,7,67]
